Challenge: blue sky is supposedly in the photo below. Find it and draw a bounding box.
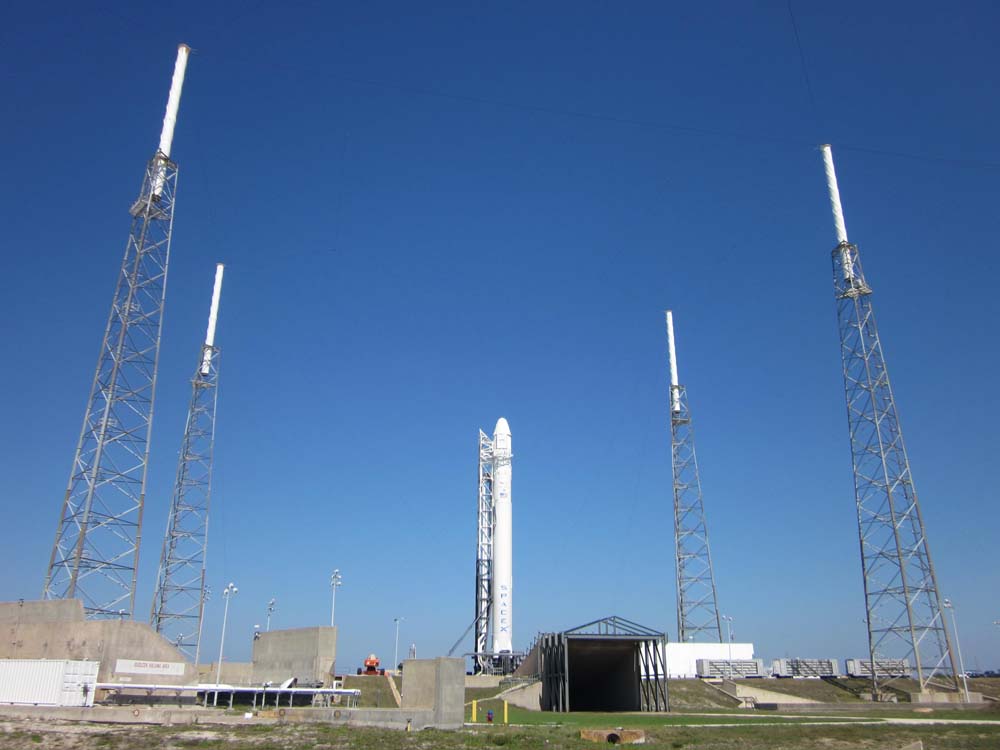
[1,1,997,674]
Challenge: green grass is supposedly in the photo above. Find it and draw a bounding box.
[6,719,1000,750]
[663,680,740,710]
[469,701,863,727]
[741,677,861,703]
[342,675,397,707]
[2,715,1000,750]
[466,686,506,704]
[970,678,1000,699]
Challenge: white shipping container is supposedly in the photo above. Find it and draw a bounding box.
[0,659,99,707]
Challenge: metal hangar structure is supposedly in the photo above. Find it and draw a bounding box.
[539,616,667,712]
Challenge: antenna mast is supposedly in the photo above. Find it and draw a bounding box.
[151,264,224,658]
[820,145,960,696]
[666,311,723,643]
[44,44,192,617]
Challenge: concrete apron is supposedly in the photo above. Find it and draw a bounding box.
[0,704,450,731]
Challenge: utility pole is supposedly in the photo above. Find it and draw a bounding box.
[942,599,970,701]
[721,615,734,679]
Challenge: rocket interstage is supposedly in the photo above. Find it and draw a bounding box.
[491,417,513,653]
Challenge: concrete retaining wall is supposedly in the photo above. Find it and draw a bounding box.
[196,663,254,686]
[502,680,541,710]
[400,657,464,727]
[252,627,337,686]
[0,599,84,625]
[464,674,504,688]
[0,600,194,685]
[0,704,443,730]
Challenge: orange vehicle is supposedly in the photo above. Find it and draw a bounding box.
[357,653,386,676]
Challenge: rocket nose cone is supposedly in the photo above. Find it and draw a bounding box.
[494,417,511,436]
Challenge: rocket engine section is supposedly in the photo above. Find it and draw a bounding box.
[491,418,513,654]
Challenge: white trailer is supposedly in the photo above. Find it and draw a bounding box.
[0,659,99,707]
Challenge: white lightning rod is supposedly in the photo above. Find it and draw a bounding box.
[200,263,224,375]
[820,144,855,281]
[159,44,191,159]
[153,44,191,197]
[665,310,681,414]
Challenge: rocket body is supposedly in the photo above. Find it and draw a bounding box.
[491,418,513,653]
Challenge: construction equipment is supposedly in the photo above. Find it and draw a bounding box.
[357,653,386,676]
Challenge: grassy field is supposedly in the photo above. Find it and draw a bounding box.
[662,680,739,710]
[741,677,861,703]
[341,675,397,708]
[969,678,1000,699]
[3,714,1000,750]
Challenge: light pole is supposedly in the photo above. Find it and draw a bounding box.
[266,598,276,632]
[215,582,238,706]
[194,585,211,667]
[721,615,734,679]
[394,617,405,673]
[942,599,970,701]
[330,570,342,627]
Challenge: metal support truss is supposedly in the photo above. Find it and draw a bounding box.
[669,383,723,643]
[832,240,959,695]
[474,429,495,672]
[150,343,220,658]
[44,152,178,618]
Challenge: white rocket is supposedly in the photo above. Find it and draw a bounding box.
[491,417,513,653]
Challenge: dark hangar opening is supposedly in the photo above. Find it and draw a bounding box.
[539,616,667,712]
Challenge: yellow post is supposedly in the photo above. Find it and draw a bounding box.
[471,699,477,723]
[503,700,509,724]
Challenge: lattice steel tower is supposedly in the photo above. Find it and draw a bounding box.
[150,264,224,658]
[665,311,722,643]
[43,45,192,618]
[820,145,959,695]
[473,429,495,672]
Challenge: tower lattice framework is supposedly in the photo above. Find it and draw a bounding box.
[150,340,220,658]
[44,154,179,617]
[669,383,723,643]
[474,429,495,671]
[832,240,959,694]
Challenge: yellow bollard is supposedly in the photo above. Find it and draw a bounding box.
[471,699,477,723]
[503,700,508,724]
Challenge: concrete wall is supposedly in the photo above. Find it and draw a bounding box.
[196,663,254,686]
[465,674,504,688]
[0,600,194,685]
[0,704,446,730]
[503,680,542,710]
[0,599,84,624]
[251,627,337,686]
[401,660,437,709]
[400,657,464,728]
